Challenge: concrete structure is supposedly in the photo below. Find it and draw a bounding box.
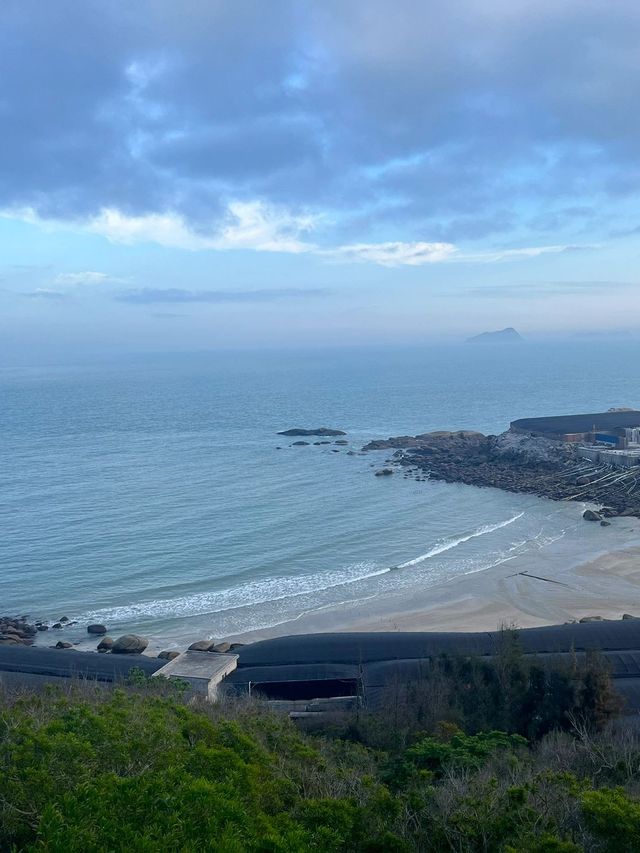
[6,622,640,715]
[578,447,640,469]
[152,650,238,700]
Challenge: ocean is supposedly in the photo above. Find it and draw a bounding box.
[3,340,640,650]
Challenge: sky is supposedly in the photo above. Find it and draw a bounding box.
[1,0,640,362]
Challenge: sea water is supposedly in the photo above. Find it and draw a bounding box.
[2,340,640,648]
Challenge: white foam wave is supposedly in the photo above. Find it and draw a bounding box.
[80,562,390,624]
[397,512,525,568]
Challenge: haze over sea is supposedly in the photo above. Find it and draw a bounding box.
[3,340,640,650]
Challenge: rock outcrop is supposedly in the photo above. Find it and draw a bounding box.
[361,428,640,518]
[0,616,37,646]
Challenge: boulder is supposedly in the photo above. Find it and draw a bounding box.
[55,641,73,649]
[87,624,107,635]
[600,520,611,527]
[97,636,114,652]
[158,650,180,661]
[622,614,640,620]
[59,616,69,623]
[111,634,149,655]
[583,509,602,522]
[579,615,605,623]
[188,640,217,652]
[229,643,245,651]
[375,468,394,476]
[211,642,231,653]
[51,623,63,630]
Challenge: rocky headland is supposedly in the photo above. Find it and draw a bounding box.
[364,428,640,519]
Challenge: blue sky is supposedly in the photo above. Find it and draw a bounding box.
[1,0,640,361]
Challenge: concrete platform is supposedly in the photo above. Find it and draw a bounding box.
[153,650,238,700]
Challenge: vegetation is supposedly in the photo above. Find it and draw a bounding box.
[0,644,638,851]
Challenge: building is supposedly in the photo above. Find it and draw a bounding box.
[511,411,640,450]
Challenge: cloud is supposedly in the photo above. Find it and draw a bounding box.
[1,0,640,248]
[22,289,67,300]
[458,244,593,263]
[114,287,329,304]
[54,271,126,285]
[325,241,456,266]
[2,200,318,255]
[6,203,591,267]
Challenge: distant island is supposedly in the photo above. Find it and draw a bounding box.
[466,327,523,343]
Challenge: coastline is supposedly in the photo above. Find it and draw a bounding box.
[230,525,640,643]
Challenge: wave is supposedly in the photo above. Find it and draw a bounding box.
[397,512,525,568]
[80,562,390,625]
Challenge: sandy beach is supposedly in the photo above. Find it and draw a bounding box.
[234,523,640,643]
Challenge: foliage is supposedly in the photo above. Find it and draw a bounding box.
[0,640,637,852]
[406,729,528,777]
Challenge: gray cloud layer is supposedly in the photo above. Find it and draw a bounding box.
[2,1,640,243]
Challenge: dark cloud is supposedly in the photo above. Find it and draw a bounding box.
[2,1,640,240]
[115,287,329,304]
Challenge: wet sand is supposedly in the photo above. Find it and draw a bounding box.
[234,541,640,643]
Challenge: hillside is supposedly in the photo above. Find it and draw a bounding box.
[1,640,638,851]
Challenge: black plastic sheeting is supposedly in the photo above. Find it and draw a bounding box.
[511,411,640,435]
[0,645,162,682]
[228,623,640,711]
[234,621,640,669]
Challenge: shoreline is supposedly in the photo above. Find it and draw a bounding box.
[229,527,640,644]
[8,533,640,656]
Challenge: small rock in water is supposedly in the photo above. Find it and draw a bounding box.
[583,509,602,522]
[622,613,640,620]
[52,623,63,630]
[375,468,394,476]
[55,641,73,649]
[579,615,605,623]
[291,441,310,446]
[87,624,108,635]
[211,642,231,653]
